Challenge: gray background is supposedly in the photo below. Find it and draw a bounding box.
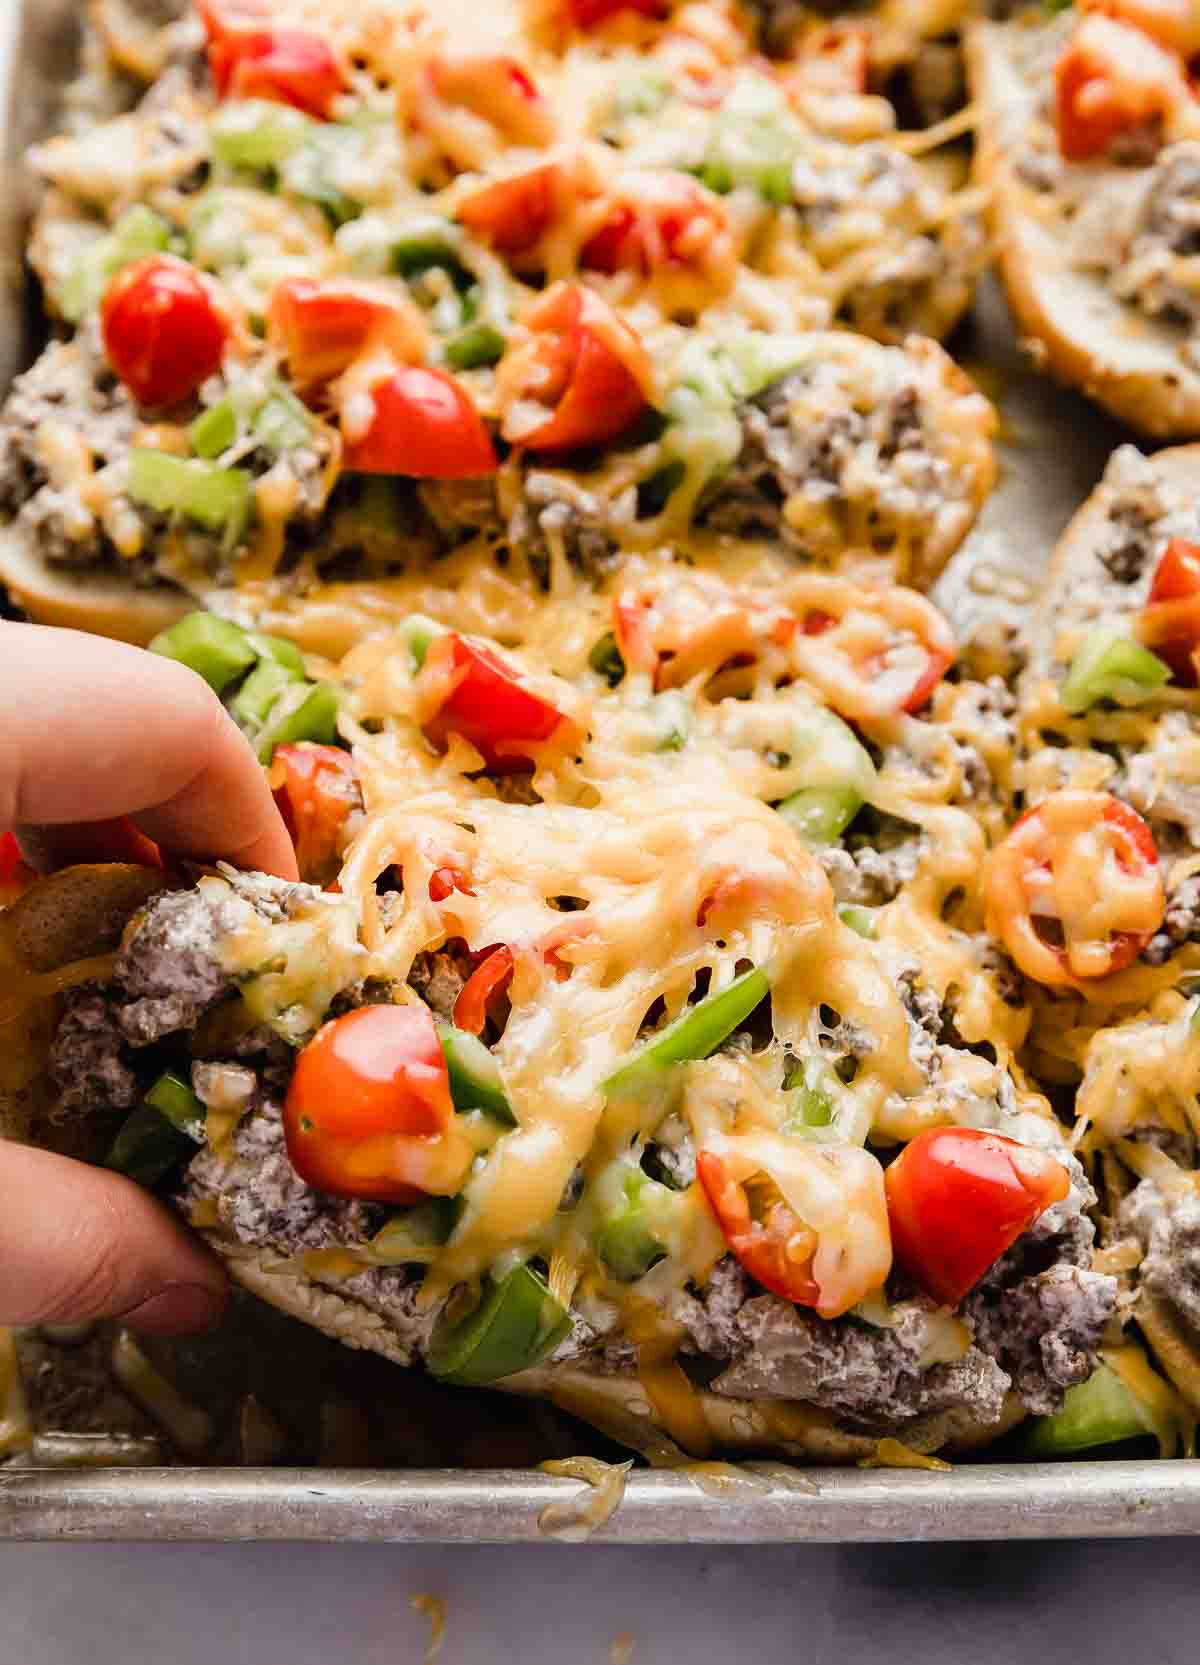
[0,1538,1194,1662]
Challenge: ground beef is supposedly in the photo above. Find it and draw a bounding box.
[46,986,138,1119]
[819,837,924,906]
[407,945,472,1021]
[1144,874,1200,962]
[417,477,503,546]
[1121,1176,1200,1346]
[114,889,237,1045]
[897,967,944,1081]
[709,1290,1009,1432]
[962,1167,1118,1416]
[507,472,623,583]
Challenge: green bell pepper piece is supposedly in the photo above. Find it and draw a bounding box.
[605,967,770,1102]
[190,401,238,460]
[128,451,253,549]
[60,205,172,323]
[438,1023,515,1123]
[149,612,257,693]
[230,657,306,730]
[144,1070,206,1139]
[1059,628,1170,715]
[588,632,626,687]
[398,613,446,671]
[651,690,689,753]
[1018,1364,1149,1457]
[253,387,313,452]
[280,128,362,226]
[371,1197,461,1265]
[444,321,506,371]
[697,75,799,203]
[777,783,864,846]
[784,1059,836,1131]
[428,1264,572,1385]
[103,1100,198,1189]
[594,1170,669,1282]
[611,67,671,118]
[254,681,339,762]
[246,632,306,675]
[210,99,314,170]
[837,903,877,939]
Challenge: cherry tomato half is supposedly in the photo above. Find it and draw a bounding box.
[199,0,343,118]
[612,573,796,688]
[270,742,361,888]
[1080,0,1200,57]
[453,945,516,1034]
[984,790,1164,987]
[457,164,564,257]
[339,366,497,478]
[283,1003,467,1202]
[267,277,427,390]
[696,1149,821,1306]
[784,577,956,720]
[425,53,555,151]
[101,256,230,409]
[496,282,654,453]
[418,632,577,770]
[885,1127,1070,1308]
[581,171,728,275]
[1054,14,1181,161]
[568,0,668,26]
[1139,537,1200,685]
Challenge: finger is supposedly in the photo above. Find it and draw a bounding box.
[0,623,297,880]
[0,1141,227,1335]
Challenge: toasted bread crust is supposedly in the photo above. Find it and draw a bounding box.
[0,525,192,644]
[968,21,1200,439]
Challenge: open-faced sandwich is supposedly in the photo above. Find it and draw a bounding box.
[969,2,1200,436]
[2,572,1141,1463]
[0,0,997,644]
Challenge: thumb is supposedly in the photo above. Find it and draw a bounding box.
[0,1141,228,1334]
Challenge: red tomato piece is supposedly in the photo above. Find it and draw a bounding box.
[457,165,563,256]
[199,0,343,117]
[569,0,668,26]
[612,575,795,689]
[496,282,653,453]
[696,1150,821,1306]
[984,790,1164,987]
[418,632,576,769]
[267,277,426,390]
[270,742,361,887]
[581,172,726,274]
[340,366,497,478]
[428,865,475,902]
[1080,0,1200,57]
[0,831,35,901]
[453,945,516,1034]
[1054,14,1182,161]
[284,1004,465,1202]
[1140,537,1200,685]
[101,255,230,409]
[785,24,870,97]
[885,1127,1070,1308]
[425,53,555,149]
[785,578,956,720]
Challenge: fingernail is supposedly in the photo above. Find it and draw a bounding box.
[120,1283,228,1336]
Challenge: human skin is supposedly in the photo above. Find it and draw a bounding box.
[0,623,299,1335]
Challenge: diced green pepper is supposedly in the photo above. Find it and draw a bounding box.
[253,681,339,762]
[589,632,626,687]
[128,451,253,549]
[59,205,172,323]
[230,657,305,730]
[594,1170,669,1282]
[253,387,313,452]
[245,632,306,675]
[444,322,506,371]
[144,1070,206,1139]
[280,128,362,226]
[438,1023,516,1123]
[784,1058,836,1131]
[427,1264,572,1385]
[1059,628,1170,715]
[611,67,671,118]
[103,1104,197,1189]
[1018,1364,1149,1457]
[371,1197,461,1265]
[210,99,314,170]
[697,74,800,204]
[148,612,257,693]
[187,189,252,270]
[398,613,446,672]
[651,690,689,753]
[389,229,471,285]
[777,783,864,847]
[837,903,877,939]
[604,967,770,1103]
[190,401,238,460]
[717,334,811,402]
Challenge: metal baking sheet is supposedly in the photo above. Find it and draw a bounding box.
[0,0,1192,1543]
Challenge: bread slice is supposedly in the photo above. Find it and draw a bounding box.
[0,524,192,645]
[968,20,1200,438]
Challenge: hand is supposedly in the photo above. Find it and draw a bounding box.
[0,622,299,1336]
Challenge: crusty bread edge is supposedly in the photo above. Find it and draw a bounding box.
[0,523,191,644]
[967,21,1200,440]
